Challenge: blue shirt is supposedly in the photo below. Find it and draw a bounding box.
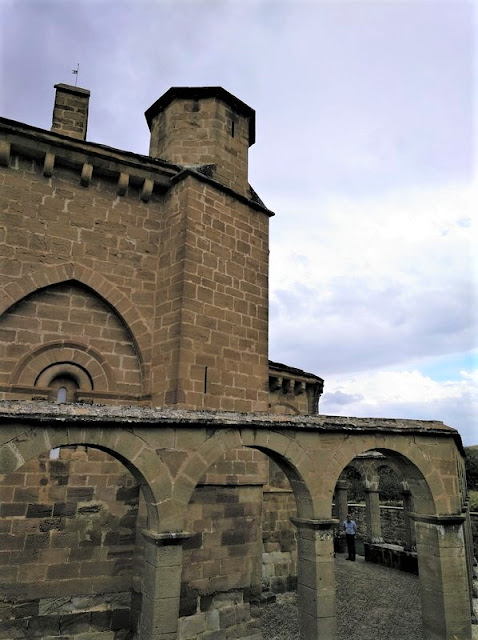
[343,519,357,535]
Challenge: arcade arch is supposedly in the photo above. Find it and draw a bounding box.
[0,415,472,640]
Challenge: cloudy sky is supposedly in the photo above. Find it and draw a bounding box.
[1,0,476,445]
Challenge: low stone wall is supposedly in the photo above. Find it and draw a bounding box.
[178,590,261,640]
[364,543,418,574]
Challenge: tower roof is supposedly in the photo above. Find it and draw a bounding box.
[145,86,256,145]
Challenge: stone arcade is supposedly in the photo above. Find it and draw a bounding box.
[0,83,473,639]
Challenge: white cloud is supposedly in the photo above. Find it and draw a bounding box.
[268,181,476,372]
[267,180,477,446]
[320,368,478,446]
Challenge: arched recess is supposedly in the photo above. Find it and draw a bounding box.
[12,341,113,391]
[1,264,151,392]
[0,280,146,398]
[0,425,172,531]
[174,428,315,524]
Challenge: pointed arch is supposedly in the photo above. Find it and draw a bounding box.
[1,263,152,392]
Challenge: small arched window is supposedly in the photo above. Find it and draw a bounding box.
[56,386,68,404]
[48,375,79,403]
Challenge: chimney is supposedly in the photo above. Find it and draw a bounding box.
[51,83,90,141]
[145,87,255,197]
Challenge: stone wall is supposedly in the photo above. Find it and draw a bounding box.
[0,446,142,639]
[347,503,406,546]
[152,175,270,412]
[178,448,267,639]
[0,282,143,401]
[0,442,293,639]
[1,82,272,415]
[262,489,297,593]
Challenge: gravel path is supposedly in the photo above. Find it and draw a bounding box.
[262,554,422,640]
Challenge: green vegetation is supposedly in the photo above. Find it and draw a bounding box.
[464,446,478,492]
[340,465,403,505]
[469,491,478,512]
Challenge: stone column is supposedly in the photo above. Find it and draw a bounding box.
[291,517,339,640]
[335,481,349,553]
[402,491,416,551]
[364,488,383,543]
[140,530,190,640]
[414,514,472,640]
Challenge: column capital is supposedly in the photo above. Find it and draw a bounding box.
[142,529,191,546]
[290,517,339,530]
[335,480,349,490]
[410,513,466,525]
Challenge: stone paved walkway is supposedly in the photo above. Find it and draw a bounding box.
[263,553,423,640]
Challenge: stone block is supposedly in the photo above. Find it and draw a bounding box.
[202,631,226,640]
[0,502,27,517]
[297,583,335,619]
[299,611,336,640]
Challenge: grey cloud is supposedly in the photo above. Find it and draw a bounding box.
[2,1,471,189]
[269,274,473,376]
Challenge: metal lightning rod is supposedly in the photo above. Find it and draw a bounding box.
[72,63,79,86]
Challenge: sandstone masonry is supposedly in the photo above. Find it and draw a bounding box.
[0,82,473,640]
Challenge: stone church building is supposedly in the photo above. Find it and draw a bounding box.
[0,83,473,639]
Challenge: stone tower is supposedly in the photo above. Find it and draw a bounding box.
[145,87,270,411]
[146,86,255,197]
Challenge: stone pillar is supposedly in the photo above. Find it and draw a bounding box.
[364,488,383,543]
[335,481,349,553]
[414,514,472,640]
[291,517,338,640]
[140,530,190,640]
[402,491,416,551]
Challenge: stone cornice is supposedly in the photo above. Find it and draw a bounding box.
[0,400,461,440]
[0,117,273,212]
[0,117,177,197]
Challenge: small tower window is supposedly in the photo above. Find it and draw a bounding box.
[231,120,235,138]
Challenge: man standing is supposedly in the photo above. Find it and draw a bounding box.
[343,513,357,561]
